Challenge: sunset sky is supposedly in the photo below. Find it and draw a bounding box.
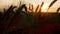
[0,0,60,12]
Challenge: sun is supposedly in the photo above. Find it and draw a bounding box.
[41,3,49,12]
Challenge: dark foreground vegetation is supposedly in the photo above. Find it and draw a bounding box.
[0,0,60,34]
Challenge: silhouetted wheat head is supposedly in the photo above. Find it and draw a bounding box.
[57,7,60,13]
[39,2,44,12]
[35,5,39,12]
[48,0,57,11]
[29,4,33,12]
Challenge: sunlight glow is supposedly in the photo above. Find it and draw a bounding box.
[42,3,49,12]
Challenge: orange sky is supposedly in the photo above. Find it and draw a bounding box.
[0,0,60,12]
